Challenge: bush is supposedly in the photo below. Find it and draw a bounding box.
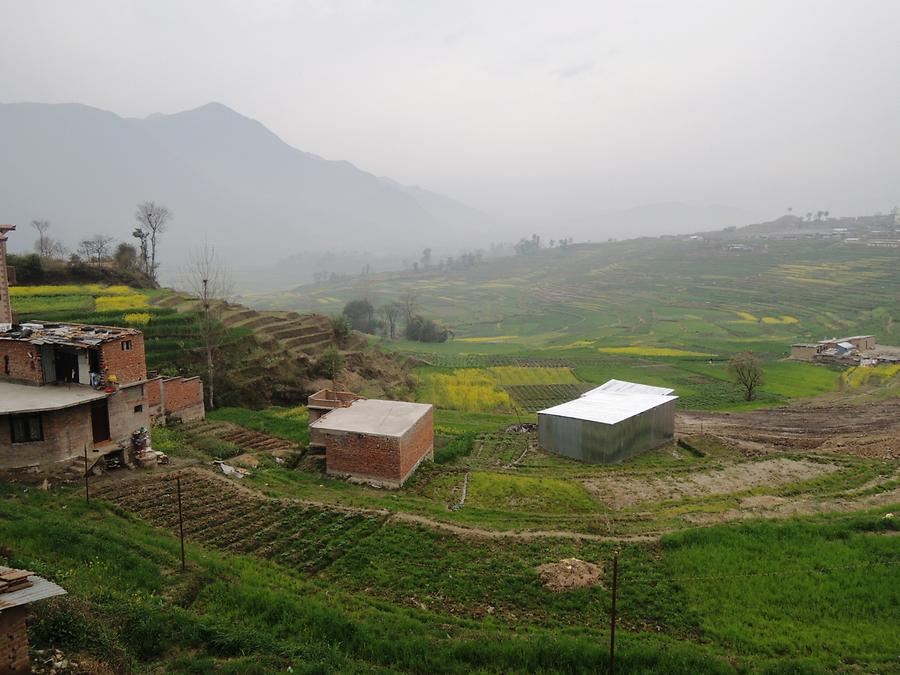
[406,314,448,343]
[330,314,352,346]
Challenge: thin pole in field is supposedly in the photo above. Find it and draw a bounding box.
[609,553,619,675]
[177,476,185,571]
[83,444,89,503]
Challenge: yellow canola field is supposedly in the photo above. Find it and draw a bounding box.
[95,294,149,311]
[9,284,136,297]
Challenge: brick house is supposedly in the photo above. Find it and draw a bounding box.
[0,223,204,472]
[309,391,434,488]
[0,567,67,674]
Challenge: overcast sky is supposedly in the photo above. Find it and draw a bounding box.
[2,0,900,223]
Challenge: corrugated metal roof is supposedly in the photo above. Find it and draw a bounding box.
[311,399,432,438]
[581,379,675,397]
[0,322,139,349]
[539,391,677,425]
[0,566,66,610]
[837,342,856,350]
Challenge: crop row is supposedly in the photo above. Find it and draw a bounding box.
[504,383,594,412]
[94,472,386,574]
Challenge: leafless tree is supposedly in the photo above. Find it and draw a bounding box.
[398,291,418,324]
[30,219,52,258]
[183,243,233,410]
[77,235,114,268]
[134,201,171,283]
[729,351,765,401]
[377,302,402,339]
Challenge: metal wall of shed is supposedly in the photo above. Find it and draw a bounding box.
[538,400,675,464]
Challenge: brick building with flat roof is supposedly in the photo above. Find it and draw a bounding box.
[0,223,205,472]
[309,392,433,488]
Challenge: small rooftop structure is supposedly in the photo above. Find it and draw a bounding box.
[0,566,67,611]
[539,379,677,464]
[0,566,67,674]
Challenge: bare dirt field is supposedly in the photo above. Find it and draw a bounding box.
[581,458,841,509]
[677,398,900,459]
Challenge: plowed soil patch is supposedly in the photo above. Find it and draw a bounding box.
[582,458,841,509]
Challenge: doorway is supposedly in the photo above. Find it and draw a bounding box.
[55,350,79,383]
[91,398,111,443]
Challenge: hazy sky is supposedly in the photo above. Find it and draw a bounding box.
[3,0,900,222]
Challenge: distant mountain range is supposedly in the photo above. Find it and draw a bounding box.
[0,101,495,270]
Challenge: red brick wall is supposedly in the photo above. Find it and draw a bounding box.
[0,604,31,673]
[99,334,147,385]
[398,406,434,481]
[146,376,205,422]
[147,377,161,407]
[0,341,43,384]
[325,433,402,484]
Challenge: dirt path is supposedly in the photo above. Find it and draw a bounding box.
[390,512,660,543]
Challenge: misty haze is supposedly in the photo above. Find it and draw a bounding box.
[0,2,899,674]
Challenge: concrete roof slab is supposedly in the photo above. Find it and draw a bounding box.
[0,381,106,414]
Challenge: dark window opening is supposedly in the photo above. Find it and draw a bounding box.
[134,404,143,413]
[121,340,133,351]
[11,414,43,443]
[3,355,8,375]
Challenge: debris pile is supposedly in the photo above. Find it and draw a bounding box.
[0,569,33,594]
[537,558,603,592]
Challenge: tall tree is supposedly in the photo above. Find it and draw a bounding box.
[183,243,233,409]
[134,201,171,283]
[377,302,402,339]
[398,291,418,325]
[77,234,114,267]
[30,219,51,258]
[729,351,764,401]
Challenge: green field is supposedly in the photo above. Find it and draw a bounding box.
[244,237,900,413]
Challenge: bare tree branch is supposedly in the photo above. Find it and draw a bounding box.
[134,201,171,283]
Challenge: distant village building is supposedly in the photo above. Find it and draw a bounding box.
[0,566,67,674]
[0,224,205,473]
[789,334,900,364]
[538,379,677,464]
[309,389,433,487]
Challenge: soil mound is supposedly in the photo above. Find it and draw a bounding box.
[537,558,603,592]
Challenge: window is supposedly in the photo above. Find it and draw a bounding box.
[133,404,144,413]
[10,413,43,443]
[3,355,8,375]
[121,340,133,351]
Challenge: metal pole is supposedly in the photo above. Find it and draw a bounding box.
[609,553,618,675]
[176,476,185,571]
[83,444,89,503]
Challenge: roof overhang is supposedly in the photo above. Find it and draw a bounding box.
[0,381,107,414]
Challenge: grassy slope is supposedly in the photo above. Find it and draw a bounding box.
[1,482,896,673]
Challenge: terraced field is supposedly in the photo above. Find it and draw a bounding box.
[92,470,387,574]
